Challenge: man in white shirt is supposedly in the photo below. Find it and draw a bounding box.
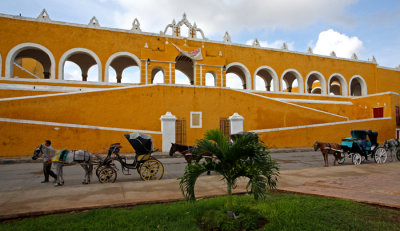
[42,140,57,183]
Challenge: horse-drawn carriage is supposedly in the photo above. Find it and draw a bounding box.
[95,132,164,183]
[339,130,387,165]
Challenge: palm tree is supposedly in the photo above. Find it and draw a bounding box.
[179,129,279,213]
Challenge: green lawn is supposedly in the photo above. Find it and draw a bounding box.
[1,193,399,231]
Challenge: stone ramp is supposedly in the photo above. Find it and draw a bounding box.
[0,162,399,220]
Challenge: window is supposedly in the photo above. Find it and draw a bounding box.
[396,106,400,125]
[373,107,384,118]
[190,112,202,128]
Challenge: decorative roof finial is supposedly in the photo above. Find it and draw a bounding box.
[36,9,51,22]
[131,18,141,32]
[281,42,288,50]
[351,53,358,60]
[223,31,232,44]
[306,46,313,54]
[370,56,377,63]
[88,16,100,28]
[330,51,336,57]
[252,39,261,47]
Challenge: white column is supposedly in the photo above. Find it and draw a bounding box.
[228,113,244,135]
[160,112,177,152]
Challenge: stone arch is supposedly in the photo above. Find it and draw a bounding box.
[254,66,279,91]
[226,62,251,90]
[349,75,367,96]
[305,71,327,95]
[205,71,216,86]
[105,52,141,83]
[5,43,56,79]
[59,48,102,82]
[281,69,304,93]
[328,73,348,96]
[151,66,165,83]
[175,55,194,85]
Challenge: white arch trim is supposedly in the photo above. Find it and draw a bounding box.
[281,68,304,93]
[59,48,102,82]
[349,75,367,96]
[226,62,251,90]
[104,51,141,83]
[253,65,279,92]
[5,43,56,79]
[328,73,348,96]
[305,71,327,95]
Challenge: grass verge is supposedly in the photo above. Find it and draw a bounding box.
[1,192,399,231]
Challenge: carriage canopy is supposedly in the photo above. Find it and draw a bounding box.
[124,133,154,155]
[350,130,378,145]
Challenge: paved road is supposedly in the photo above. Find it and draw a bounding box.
[1,151,396,191]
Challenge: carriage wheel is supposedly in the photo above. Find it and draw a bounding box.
[374,147,387,164]
[139,159,164,181]
[387,149,394,162]
[352,153,362,165]
[98,167,117,183]
[396,149,400,161]
[96,165,106,177]
[337,152,345,164]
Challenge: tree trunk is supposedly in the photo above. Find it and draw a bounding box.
[227,181,233,217]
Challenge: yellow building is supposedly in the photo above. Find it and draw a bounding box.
[0,10,399,156]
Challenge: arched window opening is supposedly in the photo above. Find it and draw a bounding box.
[282,71,301,93]
[63,52,98,82]
[121,66,140,83]
[350,76,367,96]
[226,73,244,89]
[87,65,99,82]
[108,66,117,83]
[109,55,140,83]
[175,70,191,85]
[63,61,81,81]
[226,65,247,89]
[329,77,343,96]
[152,67,165,84]
[175,55,194,85]
[12,48,51,79]
[306,73,323,94]
[255,69,275,91]
[205,72,216,86]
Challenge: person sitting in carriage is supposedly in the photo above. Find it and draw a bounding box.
[357,137,369,160]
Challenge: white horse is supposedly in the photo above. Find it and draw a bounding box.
[32,144,93,186]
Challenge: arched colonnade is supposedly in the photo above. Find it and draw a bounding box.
[2,42,368,96]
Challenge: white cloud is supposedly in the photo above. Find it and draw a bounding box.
[110,0,356,37]
[245,39,294,50]
[313,29,364,58]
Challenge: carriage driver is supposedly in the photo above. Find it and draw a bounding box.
[41,140,58,183]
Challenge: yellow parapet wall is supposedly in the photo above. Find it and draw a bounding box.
[255,117,395,148]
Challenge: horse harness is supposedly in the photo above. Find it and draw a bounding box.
[323,143,342,154]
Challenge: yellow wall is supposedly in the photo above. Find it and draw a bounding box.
[257,118,395,148]
[0,85,349,156]
[0,15,399,157]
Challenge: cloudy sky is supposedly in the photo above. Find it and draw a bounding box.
[1,0,399,86]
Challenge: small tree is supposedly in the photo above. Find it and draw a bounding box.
[179,129,279,213]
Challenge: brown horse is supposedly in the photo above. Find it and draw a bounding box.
[169,143,213,174]
[313,141,343,167]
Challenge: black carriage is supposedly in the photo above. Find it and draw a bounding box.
[340,130,387,165]
[96,133,164,183]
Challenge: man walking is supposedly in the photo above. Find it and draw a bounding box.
[41,140,57,183]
